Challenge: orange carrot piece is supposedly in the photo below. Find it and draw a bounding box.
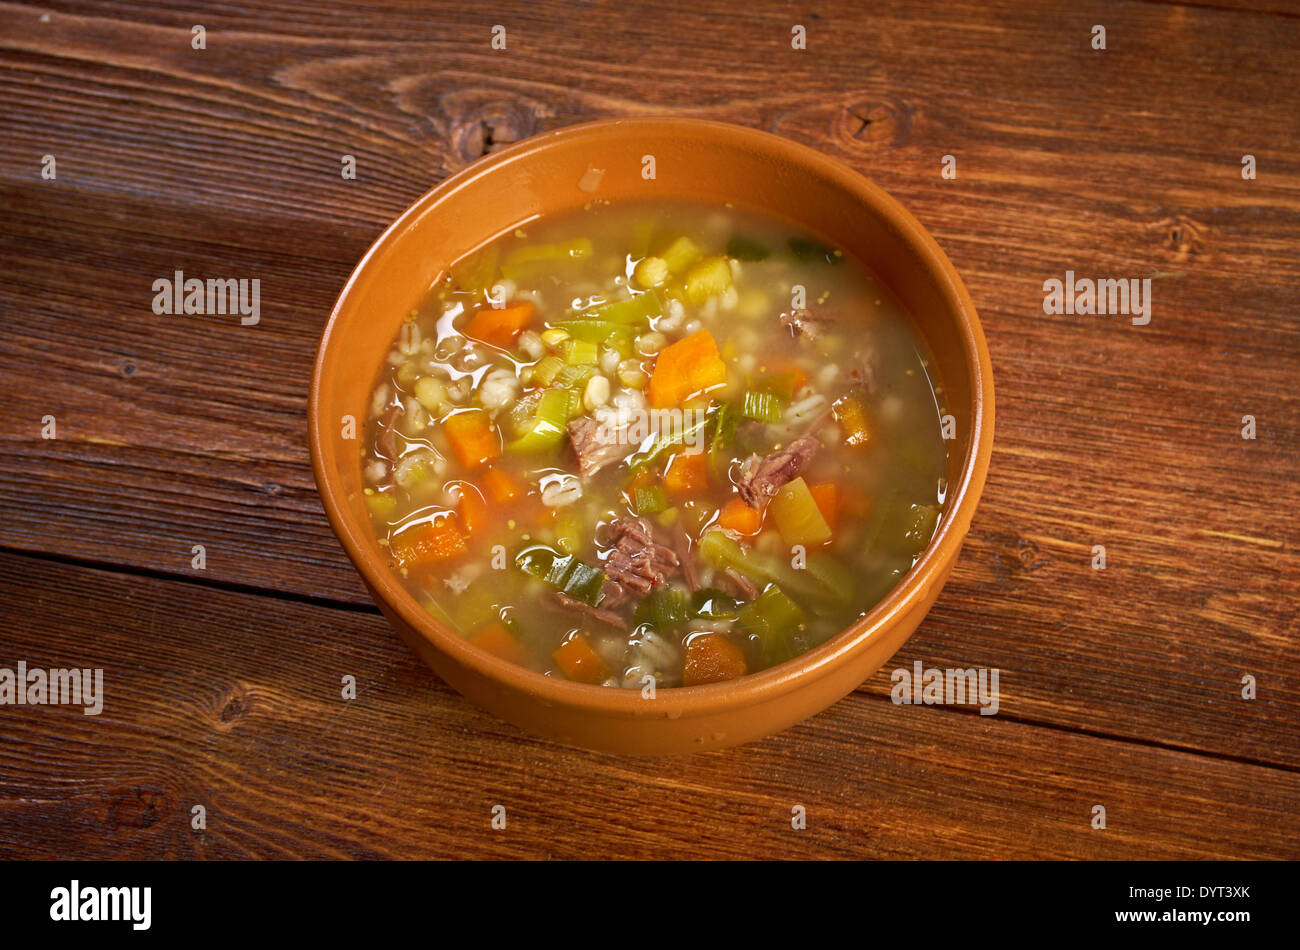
[646,329,728,408]
[458,483,489,536]
[472,623,531,666]
[717,497,763,536]
[391,515,468,568]
[481,466,523,504]
[662,449,710,496]
[832,393,871,447]
[682,633,749,686]
[465,302,535,349]
[808,482,839,532]
[442,409,501,469]
[552,634,609,684]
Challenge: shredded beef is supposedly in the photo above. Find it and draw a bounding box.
[553,591,628,631]
[720,567,759,602]
[601,516,679,601]
[568,415,633,478]
[736,435,819,507]
[676,529,701,592]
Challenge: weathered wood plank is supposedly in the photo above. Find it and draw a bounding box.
[0,553,1295,859]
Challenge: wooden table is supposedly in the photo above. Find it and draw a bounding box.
[1,0,1296,860]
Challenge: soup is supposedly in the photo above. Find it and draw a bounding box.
[360,200,948,689]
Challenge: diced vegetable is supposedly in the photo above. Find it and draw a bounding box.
[515,544,606,605]
[698,529,778,587]
[532,354,566,386]
[808,482,839,532]
[868,495,940,556]
[726,234,770,262]
[717,497,763,536]
[708,401,736,467]
[646,329,728,408]
[585,291,661,324]
[449,242,500,293]
[552,633,609,684]
[634,588,691,629]
[663,450,710,496]
[482,467,524,504]
[472,622,531,666]
[690,588,739,619]
[507,389,572,453]
[633,484,670,515]
[633,256,669,288]
[833,393,871,446]
[558,319,637,354]
[364,491,397,519]
[501,239,593,281]
[414,376,449,413]
[443,410,501,469]
[660,235,702,275]
[465,302,534,349]
[740,387,786,424]
[769,476,832,546]
[788,236,840,264]
[554,513,583,554]
[391,515,468,568]
[565,338,599,365]
[627,401,714,470]
[683,256,733,304]
[458,483,489,536]
[738,585,806,667]
[682,633,749,686]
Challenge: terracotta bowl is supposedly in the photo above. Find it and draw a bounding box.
[309,117,994,754]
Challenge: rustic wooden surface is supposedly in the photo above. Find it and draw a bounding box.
[0,0,1296,859]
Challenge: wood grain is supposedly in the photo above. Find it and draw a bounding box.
[0,0,1297,858]
[0,553,1295,860]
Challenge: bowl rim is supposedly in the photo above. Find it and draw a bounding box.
[309,116,994,718]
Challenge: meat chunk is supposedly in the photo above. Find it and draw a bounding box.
[720,567,759,602]
[568,415,633,477]
[553,592,629,631]
[780,308,834,341]
[601,516,679,600]
[735,435,819,507]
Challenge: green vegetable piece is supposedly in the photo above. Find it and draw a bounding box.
[500,238,593,280]
[726,234,770,261]
[788,236,841,264]
[515,544,606,606]
[740,388,786,424]
[738,585,806,666]
[565,338,599,366]
[633,485,670,515]
[585,291,661,325]
[506,388,572,453]
[532,354,565,386]
[690,587,739,620]
[634,588,692,629]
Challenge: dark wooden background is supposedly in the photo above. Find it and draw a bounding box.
[0,0,1296,859]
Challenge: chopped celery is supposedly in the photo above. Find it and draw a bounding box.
[683,256,733,304]
[558,319,636,353]
[634,588,692,629]
[565,338,599,365]
[697,529,779,586]
[769,477,832,546]
[515,544,606,605]
[698,527,846,609]
[500,238,593,280]
[660,235,703,275]
[532,354,565,386]
[740,388,786,424]
[507,388,571,453]
[553,364,595,390]
[627,401,717,471]
[738,585,806,666]
[708,402,737,467]
[726,234,770,261]
[584,291,661,325]
[788,236,841,265]
[633,484,670,515]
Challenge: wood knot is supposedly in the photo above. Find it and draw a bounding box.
[109,785,165,830]
[218,683,250,725]
[1016,538,1041,571]
[451,105,537,165]
[836,99,912,148]
[1156,214,1202,262]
